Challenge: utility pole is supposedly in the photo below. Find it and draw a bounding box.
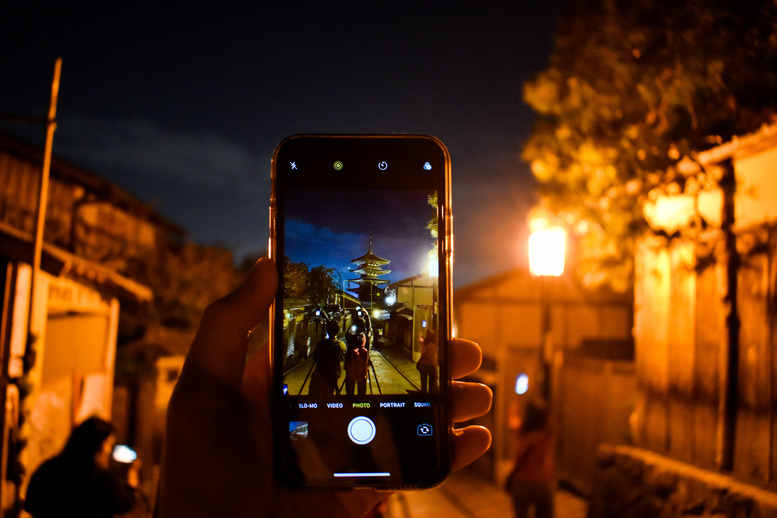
[717,158,739,472]
[25,57,62,372]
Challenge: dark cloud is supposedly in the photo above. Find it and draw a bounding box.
[58,114,261,191]
[1,1,563,287]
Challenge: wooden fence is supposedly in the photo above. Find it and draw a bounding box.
[634,225,777,487]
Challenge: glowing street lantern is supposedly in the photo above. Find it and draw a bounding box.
[385,291,396,306]
[528,228,566,277]
[515,373,529,395]
[428,257,439,278]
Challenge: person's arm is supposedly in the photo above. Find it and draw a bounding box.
[155,258,492,518]
[100,468,136,514]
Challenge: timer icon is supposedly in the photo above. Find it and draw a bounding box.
[378,161,388,171]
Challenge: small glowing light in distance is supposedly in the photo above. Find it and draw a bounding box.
[528,228,566,277]
[515,373,529,395]
[112,445,137,464]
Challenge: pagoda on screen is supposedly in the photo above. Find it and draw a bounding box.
[348,236,391,307]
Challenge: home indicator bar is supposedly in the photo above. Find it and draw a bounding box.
[333,472,391,478]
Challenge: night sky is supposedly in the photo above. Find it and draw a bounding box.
[286,188,435,287]
[1,1,562,287]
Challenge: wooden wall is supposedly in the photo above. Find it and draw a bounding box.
[556,354,636,494]
[634,226,777,486]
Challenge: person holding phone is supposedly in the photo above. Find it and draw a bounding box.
[155,258,492,517]
[344,318,371,395]
[309,319,347,396]
[24,416,137,517]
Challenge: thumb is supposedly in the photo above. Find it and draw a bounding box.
[184,258,278,392]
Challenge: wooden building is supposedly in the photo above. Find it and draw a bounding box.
[588,124,777,515]
[634,123,777,484]
[454,269,634,487]
[385,272,438,363]
[0,132,239,513]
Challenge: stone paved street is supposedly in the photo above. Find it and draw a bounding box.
[384,459,587,518]
[283,342,423,396]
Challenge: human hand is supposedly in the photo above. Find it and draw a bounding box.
[155,258,492,518]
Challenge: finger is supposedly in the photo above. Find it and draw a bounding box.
[451,381,492,423]
[451,425,492,472]
[451,338,482,379]
[242,343,272,402]
[184,258,278,392]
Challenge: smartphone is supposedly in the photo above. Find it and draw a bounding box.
[111,444,137,464]
[269,135,453,489]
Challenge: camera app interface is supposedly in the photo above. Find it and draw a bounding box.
[276,143,447,484]
[281,186,441,398]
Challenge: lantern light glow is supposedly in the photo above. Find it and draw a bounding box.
[528,228,566,277]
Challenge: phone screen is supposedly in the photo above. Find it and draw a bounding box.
[112,444,137,464]
[270,135,452,488]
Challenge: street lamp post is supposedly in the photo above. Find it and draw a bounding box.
[528,227,566,402]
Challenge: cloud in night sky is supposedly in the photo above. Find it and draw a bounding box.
[1,1,564,286]
[285,217,433,286]
[59,114,261,192]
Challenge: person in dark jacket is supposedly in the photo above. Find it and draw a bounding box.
[309,319,347,395]
[24,416,136,518]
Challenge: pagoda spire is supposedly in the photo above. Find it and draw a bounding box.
[348,235,391,307]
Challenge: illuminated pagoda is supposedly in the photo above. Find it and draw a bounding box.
[348,236,391,307]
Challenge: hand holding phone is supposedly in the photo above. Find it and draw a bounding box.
[154,135,491,516]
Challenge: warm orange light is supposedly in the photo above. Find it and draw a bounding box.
[528,228,566,277]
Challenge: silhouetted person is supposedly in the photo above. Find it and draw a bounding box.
[506,399,556,518]
[345,318,371,395]
[350,310,372,348]
[24,416,137,518]
[308,319,346,395]
[417,329,439,393]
